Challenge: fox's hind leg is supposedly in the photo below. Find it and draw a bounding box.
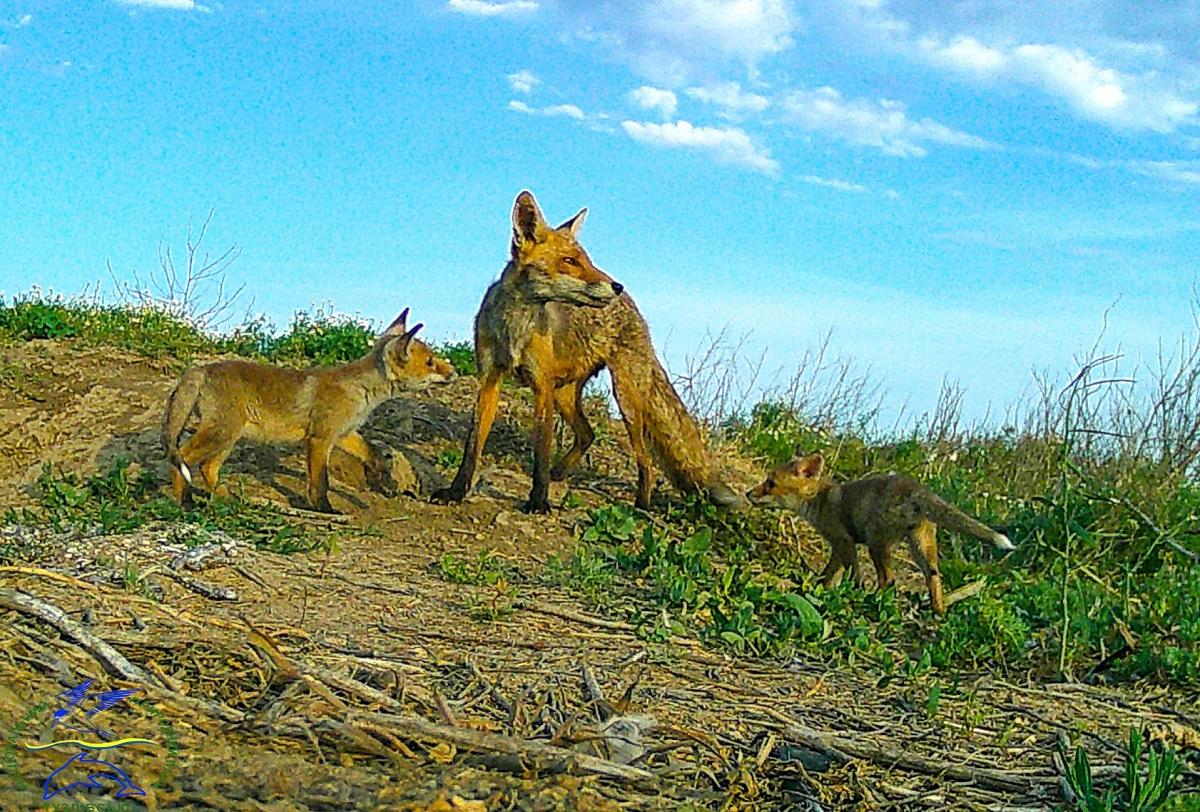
[178,422,240,500]
[337,431,396,496]
[550,381,595,481]
[907,519,944,614]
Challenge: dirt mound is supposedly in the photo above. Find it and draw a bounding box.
[1,340,1197,810]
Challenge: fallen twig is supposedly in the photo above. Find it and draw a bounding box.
[783,722,1056,795]
[347,709,657,784]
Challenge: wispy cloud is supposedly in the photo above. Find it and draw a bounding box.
[1127,159,1200,184]
[621,119,779,174]
[685,82,769,119]
[448,0,538,17]
[15,14,32,28]
[508,100,586,120]
[798,174,868,193]
[116,0,211,10]
[780,86,998,157]
[507,69,538,94]
[628,85,677,120]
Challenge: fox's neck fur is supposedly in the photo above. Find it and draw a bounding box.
[325,351,409,405]
[795,478,839,524]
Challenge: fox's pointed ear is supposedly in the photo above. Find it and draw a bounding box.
[385,322,424,363]
[557,207,587,236]
[798,453,825,478]
[793,444,806,459]
[374,307,409,350]
[512,191,548,250]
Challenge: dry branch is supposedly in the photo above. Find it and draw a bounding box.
[783,723,1057,796]
[347,710,657,784]
[0,587,156,685]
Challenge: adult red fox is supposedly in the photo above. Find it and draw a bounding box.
[433,191,745,513]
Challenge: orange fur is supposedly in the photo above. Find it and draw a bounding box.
[432,191,745,513]
[162,309,456,513]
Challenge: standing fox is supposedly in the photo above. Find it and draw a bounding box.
[162,308,456,513]
[747,451,1015,614]
[432,190,745,514]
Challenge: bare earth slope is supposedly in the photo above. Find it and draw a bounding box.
[1,340,1197,810]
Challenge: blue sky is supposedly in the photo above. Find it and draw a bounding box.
[2,0,1198,427]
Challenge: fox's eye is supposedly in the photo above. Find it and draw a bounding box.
[766,478,775,489]
[426,358,434,367]
[563,256,580,267]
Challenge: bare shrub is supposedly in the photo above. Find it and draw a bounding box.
[671,326,766,428]
[109,209,248,330]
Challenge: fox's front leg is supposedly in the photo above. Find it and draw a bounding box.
[523,380,556,514]
[306,436,337,513]
[432,369,503,504]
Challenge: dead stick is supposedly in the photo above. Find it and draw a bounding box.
[467,661,514,716]
[784,723,1053,794]
[580,661,614,722]
[0,587,243,724]
[515,599,634,631]
[348,710,656,784]
[0,587,154,685]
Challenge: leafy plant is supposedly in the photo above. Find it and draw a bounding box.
[1061,728,1181,812]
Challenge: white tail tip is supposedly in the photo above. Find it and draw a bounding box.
[179,462,193,485]
[993,533,1015,551]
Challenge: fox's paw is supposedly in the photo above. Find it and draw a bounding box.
[549,463,570,482]
[520,496,552,515]
[431,487,466,505]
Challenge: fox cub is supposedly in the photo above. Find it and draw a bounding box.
[748,450,1015,614]
[162,308,456,513]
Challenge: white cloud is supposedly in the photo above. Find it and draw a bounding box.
[507,69,538,94]
[918,34,1197,133]
[448,0,538,17]
[628,85,677,119]
[621,119,779,174]
[543,103,585,119]
[117,0,210,9]
[508,100,586,120]
[16,14,32,27]
[685,82,770,118]
[918,35,1005,75]
[780,86,998,156]
[1127,160,1200,184]
[556,0,794,83]
[798,174,868,193]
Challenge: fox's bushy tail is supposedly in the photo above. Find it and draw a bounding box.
[915,490,1015,550]
[642,360,747,510]
[162,367,205,485]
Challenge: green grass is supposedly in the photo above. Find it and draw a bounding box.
[553,438,1200,686]
[0,290,462,370]
[3,460,335,557]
